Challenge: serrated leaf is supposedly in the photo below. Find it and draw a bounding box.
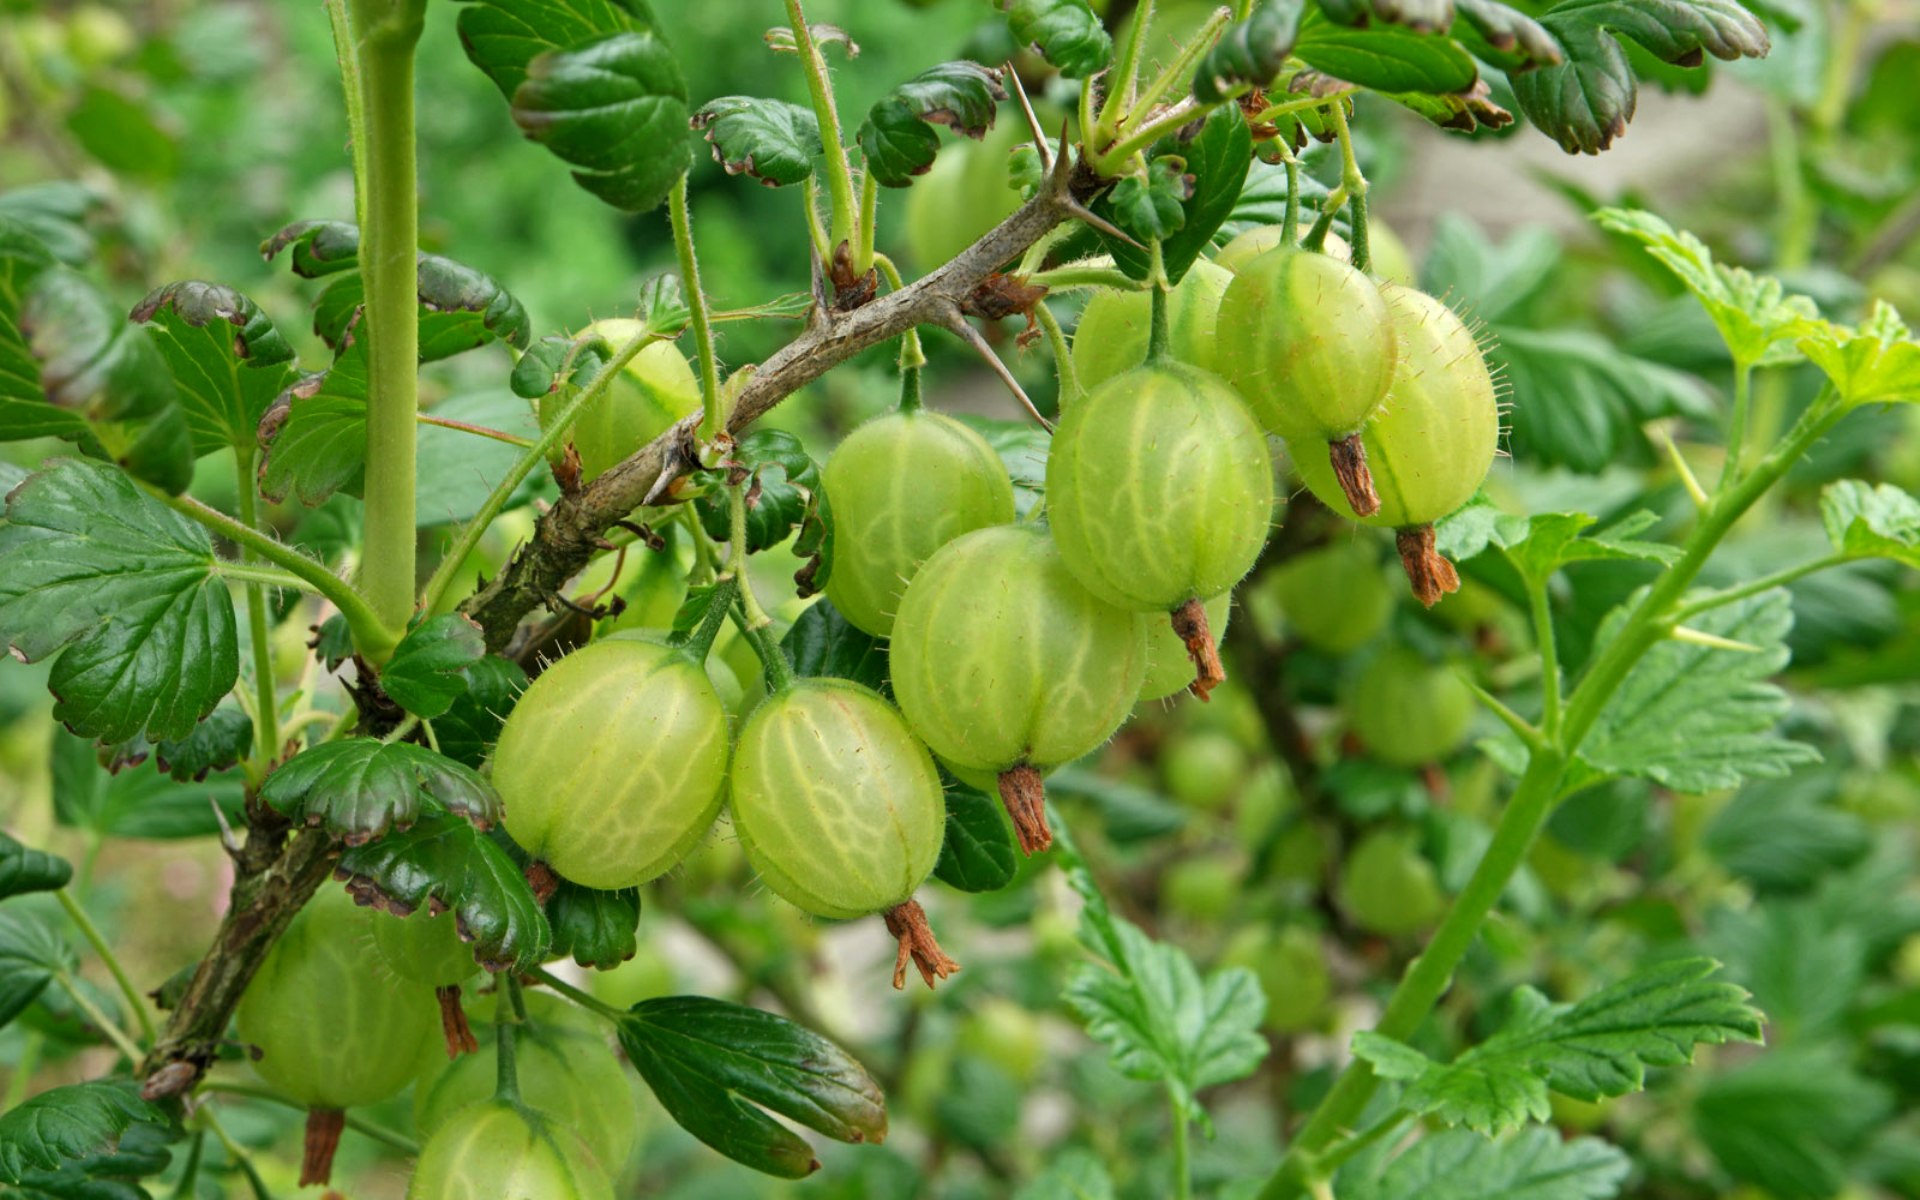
[258,219,360,277]
[1595,208,1819,366]
[281,243,532,362]
[779,599,887,692]
[50,727,247,840]
[1355,959,1763,1134]
[1339,1127,1631,1200]
[1796,301,1920,407]
[0,1080,165,1183]
[0,184,103,267]
[1423,215,1561,324]
[1513,0,1769,154]
[545,880,641,970]
[0,910,72,1030]
[691,97,822,187]
[857,62,1006,188]
[1060,853,1267,1121]
[129,280,298,454]
[510,330,615,400]
[381,614,486,719]
[1819,479,1920,566]
[1702,775,1868,891]
[1695,1046,1893,1200]
[0,458,238,744]
[694,429,823,554]
[1504,511,1683,582]
[1295,13,1481,93]
[1014,1149,1115,1200]
[1100,108,1252,284]
[1002,0,1112,78]
[1196,1,1305,101]
[151,706,252,781]
[1451,0,1566,71]
[1581,590,1819,792]
[0,832,73,901]
[258,339,368,505]
[1383,78,1516,133]
[617,996,887,1178]
[1493,325,1714,473]
[336,811,549,972]
[1107,160,1193,244]
[435,655,528,769]
[932,783,1019,893]
[260,738,500,844]
[22,266,179,431]
[8,1118,173,1199]
[511,33,694,213]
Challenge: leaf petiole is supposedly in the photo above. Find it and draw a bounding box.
[56,889,157,1045]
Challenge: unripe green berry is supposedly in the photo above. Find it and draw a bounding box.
[729,678,945,920]
[1345,645,1475,767]
[493,639,729,890]
[1264,541,1394,654]
[540,318,700,483]
[408,1100,613,1200]
[1070,261,1233,393]
[1337,827,1445,936]
[823,410,1016,636]
[1139,592,1231,704]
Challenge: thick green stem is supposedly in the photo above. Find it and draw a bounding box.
[1725,360,1754,484]
[681,574,740,663]
[417,329,663,614]
[1033,301,1080,406]
[855,169,878,275]
[1147,280,1171,362]
[234,449,280,779]
[1095,0,1155,148]
[56,889,156,1046]
[347,0,428,660]
[1328,103,1369,273]
[1528,577,1561,740]
[152,488,394,659]
[1170,1088,1193,1200]
[785,0,857,251]
[731,601,796,693]
[671,174,725,442]
[897,360,924,413]
[1282,155,1301,245]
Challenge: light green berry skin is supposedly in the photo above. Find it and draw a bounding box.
[891,525,1149,773]
[1266,541,1394,654]
[1213,247,1396,444]
[235,889,437,1110]
[371,910,478,989]
[1346,646,1476,767]
[1214,226,1349,275]
[1138,592,1232,704]
[1048,362,1275,613]
[408,1100,614,1200]
[730,678,945,920]
[541,318,700,483]
[494,639,728,890]
[822,411,1016,637]
[1212,224,1415,287]
[415,993,638,1176]
[1337,827,1445,937]
[1294,285,1500,528]
[1070,261,1233,394]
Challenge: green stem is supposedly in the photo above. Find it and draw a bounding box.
[1668,554,1849,626]
[1170,1088,1192,1200]
[530,966,627,1022]
[1147,279,1171,362]
[324,0,369,232]
[680,573,740,663]
[1301,186,1345,253]
[785,0,857,251]
[731,601,797,693]
[416,412,536,448]
[200,1108,271,1200]
[1094,97,1209,176]
[670,173,725,442]
[873,253,924,367]
[495,979,522,1105]
[199,1081,420,1154]
[347,0,428,658]
[1528,577,1561,740]
[417,328,663,613]
[382,713,422,745]
[1328,102,1369,273]
[1252,90,1357,126]
[1025,265,1146,292]
[1033,300,1080,406]
[1724,359,1754,485]
[1282,155,1301,245]
[56,889,156,1045]
[234,448,281,780]
[1123,6,1231,127]
[802,176,831,264]
[855,168,878,275]
[212,562,314,593]
[54,971,145,1062]
[168,1130,206,1200]
[150,488,395,660]
[1095,0,1155,149]
[897,360,924,413]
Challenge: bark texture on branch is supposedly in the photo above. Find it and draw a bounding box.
[461,172,1087,651]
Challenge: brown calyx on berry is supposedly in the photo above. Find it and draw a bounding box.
[436,984,479,1058]
[1396,525,1461,607]
[883,899,961,990]
[1329,434,1381,518]
[1171,597,1226,702]
[996,764,1053,855]
[301,1109,346,1187]
[524,860,560,906]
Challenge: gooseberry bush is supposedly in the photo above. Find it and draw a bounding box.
[2,0,1918,1197]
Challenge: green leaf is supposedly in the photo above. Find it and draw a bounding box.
[1195,1,1305,102]
[1451,0,1566,72]
[417,391,546,525]
[151,706,253,781]
[7,1119,173,1199]
[1060,854,1267,1121]
[932,783,1019,893]
[691,97,822,187]
[694,429,823,554]
[258,219,360,277]
[511,33,693,213]
[1595,209,1819,366]
[780,599,888,693]
[22,267,179,431]
[1580,590,1820,792]
[857,62,1006,188]
[1493,325,1714,473]
[269,239,533,362]
[65,86,178,182]
[1354,959,1763,1134]
[0,910,72,1030]
[1103,107,1263,284]
[0,1080,165,1183]
[1706,899,1862,1038]
[1014,1149,1116,1200]
[129,280,298,455]
[434,655,528,769]
[0,832,73,901]
[0,458,238,744]
[51,728,247,840]
[1002,0,1112,78]
[617,995,888,1178]
[1819,479,1920,566]
[1422,216,1561,325]
[381,614,486,720]
[1504,511,1682,583]
[0,183,104,267]
[336,811,550,973]
[1296,14,1481,93]
[1513,0,1768,154]
[1797,301,1920,407]
[258,339,367,505]
[545,880,641,970]
[1339,1127,1631,1200]
[260,738,500,844]
[1107,159,1193,244]
[1702,775,1868,891]
[1695,1046,1893,1200]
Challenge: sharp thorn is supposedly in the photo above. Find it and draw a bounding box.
[937,303,1054,432]
[1064,199,1142,248]
[1006,64,1051,173]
